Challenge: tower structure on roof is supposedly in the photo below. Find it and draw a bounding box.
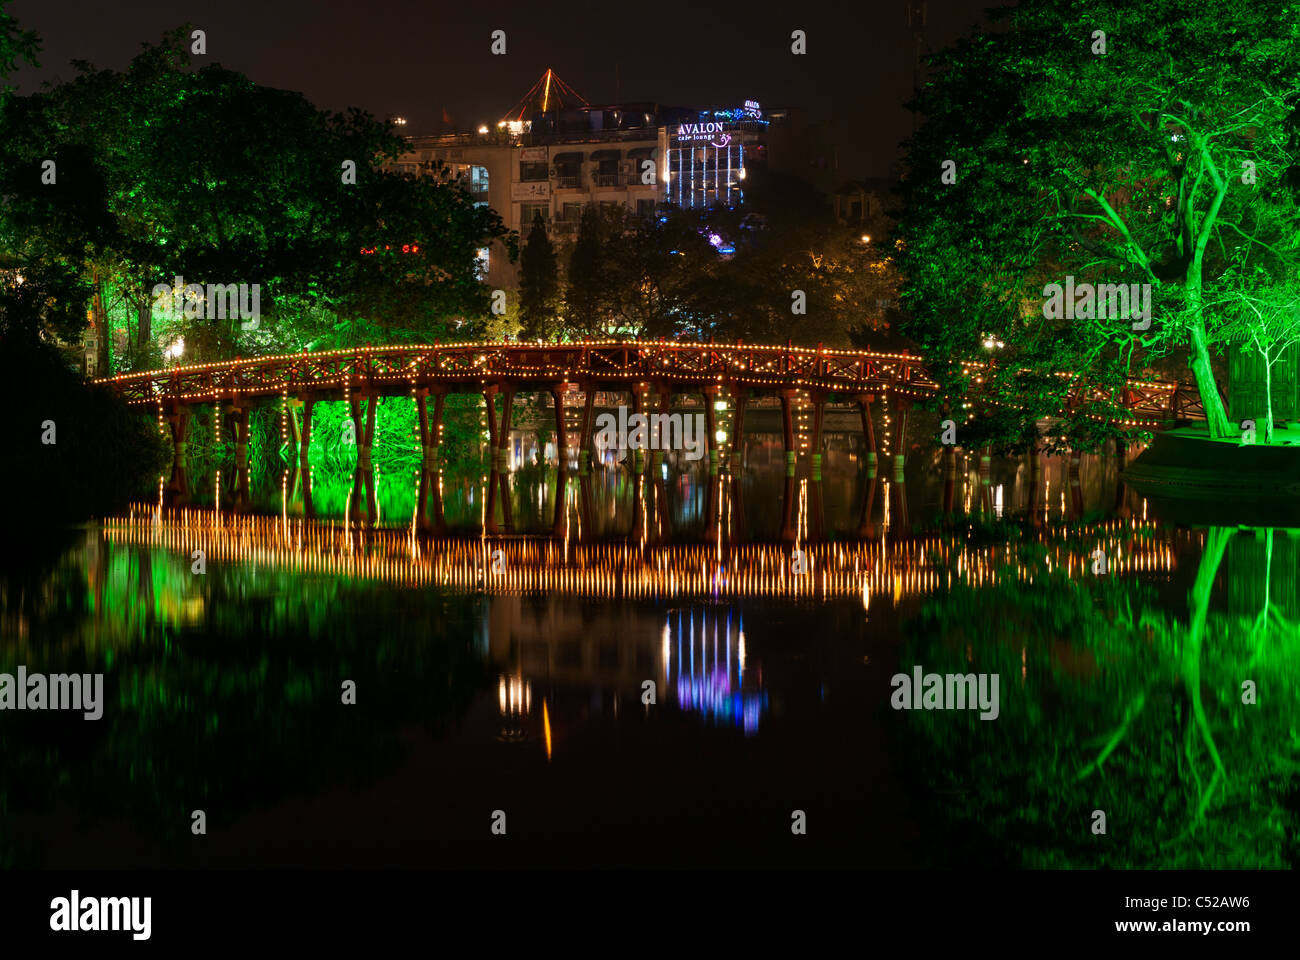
[501,69,588,123]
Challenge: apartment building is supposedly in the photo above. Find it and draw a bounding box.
[389,71,785,289]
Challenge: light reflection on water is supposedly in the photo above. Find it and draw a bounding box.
[2,444,1298,869]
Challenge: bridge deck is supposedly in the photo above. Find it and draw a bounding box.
[96,340,1206,427]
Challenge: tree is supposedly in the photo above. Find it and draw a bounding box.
[0,0,36,107]
[604,206,715,338]
[1216,274,1300,443]
[518,212,559,339]
[565,205,614,337]
[896,0,1300,446]
[1,30,510,370]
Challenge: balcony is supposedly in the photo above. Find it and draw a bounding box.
[556,174,582,189]
[592,172,626,188]
[548,220,579,238]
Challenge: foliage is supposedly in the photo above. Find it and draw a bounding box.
[0,337,169,528]
[0,28,509,369]
[896,0,1300,445]
[518,212,560,340]
[896,526,1300,867]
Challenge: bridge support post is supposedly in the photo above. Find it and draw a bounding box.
[1113,436,1128,515]
[349,391,378,524]
[348,392,374,466]
[856,393,877,479]
[856,475,879,539]
[652,386,669,474]
[551,384,569,468]
[578,383,596,475]
[631,385,647,475]
[223,402,251,470]
[498,387,515,473]
[1027,447,1043,525]
[703,384,720,476]
[496,388,515,533]
[890,395,911,482]
[415,388,446,471]
[482,386,500,535]
[729,392,747,475]
[942,445,957,515]
[166,406,190,500]
[780,389,798,478]
[809,392,826,481]
[1069,449,1084,518]
[222,401,252,509]
[552,384,570,538]
[779,389,798,544]
[296,397,314,472]
[729,463,747,548]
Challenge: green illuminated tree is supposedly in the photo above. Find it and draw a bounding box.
[896,525,1300,868]
[897,0,1300,444]
[1215,274,1300,443]
[1,29,508,370]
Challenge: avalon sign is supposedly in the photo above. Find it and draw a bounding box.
[675,121,727,142]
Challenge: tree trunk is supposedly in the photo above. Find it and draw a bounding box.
[92,267,111,376]
[138,289,152,349]
[1263,346,1275,443]
[1185,316,1230,438]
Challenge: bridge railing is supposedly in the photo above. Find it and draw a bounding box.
[95,339,1200,426]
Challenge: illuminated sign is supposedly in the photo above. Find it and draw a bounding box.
[743,100,761,118]
[675,121,726,142]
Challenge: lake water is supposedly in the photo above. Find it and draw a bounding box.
[2,434,1296,869]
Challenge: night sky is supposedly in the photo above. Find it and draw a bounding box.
[11,0,995,179]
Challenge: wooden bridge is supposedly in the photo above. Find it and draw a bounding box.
[96,340,1206,537]
[97,340,1205,420]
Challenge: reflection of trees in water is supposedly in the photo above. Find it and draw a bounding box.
[895,527,1300,868]
[0,538,491,867]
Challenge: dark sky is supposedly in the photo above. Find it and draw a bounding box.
[10,0,997,178]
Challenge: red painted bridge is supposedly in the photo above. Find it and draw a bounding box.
[98,339,1207,424]
[96,340,1204,537]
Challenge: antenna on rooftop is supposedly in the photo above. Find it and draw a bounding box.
[501,69,588,123]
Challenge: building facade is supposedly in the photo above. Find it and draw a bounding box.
[389,82,784,290]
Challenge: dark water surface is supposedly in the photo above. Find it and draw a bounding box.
[3,435,1297,869]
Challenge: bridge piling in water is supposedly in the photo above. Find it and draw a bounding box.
[414,388,444,470]
[942,445,957,514]
[809,392,826,481]
[165,405,190,500]
[730,391,748,474]
[100,340,1205,535]
[890,395,911,482]
[703,384,720,477]
[856,393,877,479]
[578,383,595,475]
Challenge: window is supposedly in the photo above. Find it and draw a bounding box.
[636,199,656,219]
[561,202,585,222]
[468,165,489,197]
[520,202,549,226]
[520,161,548,182]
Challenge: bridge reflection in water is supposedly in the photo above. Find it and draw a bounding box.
[99,505,1195,759]
[104,506,1187,600]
